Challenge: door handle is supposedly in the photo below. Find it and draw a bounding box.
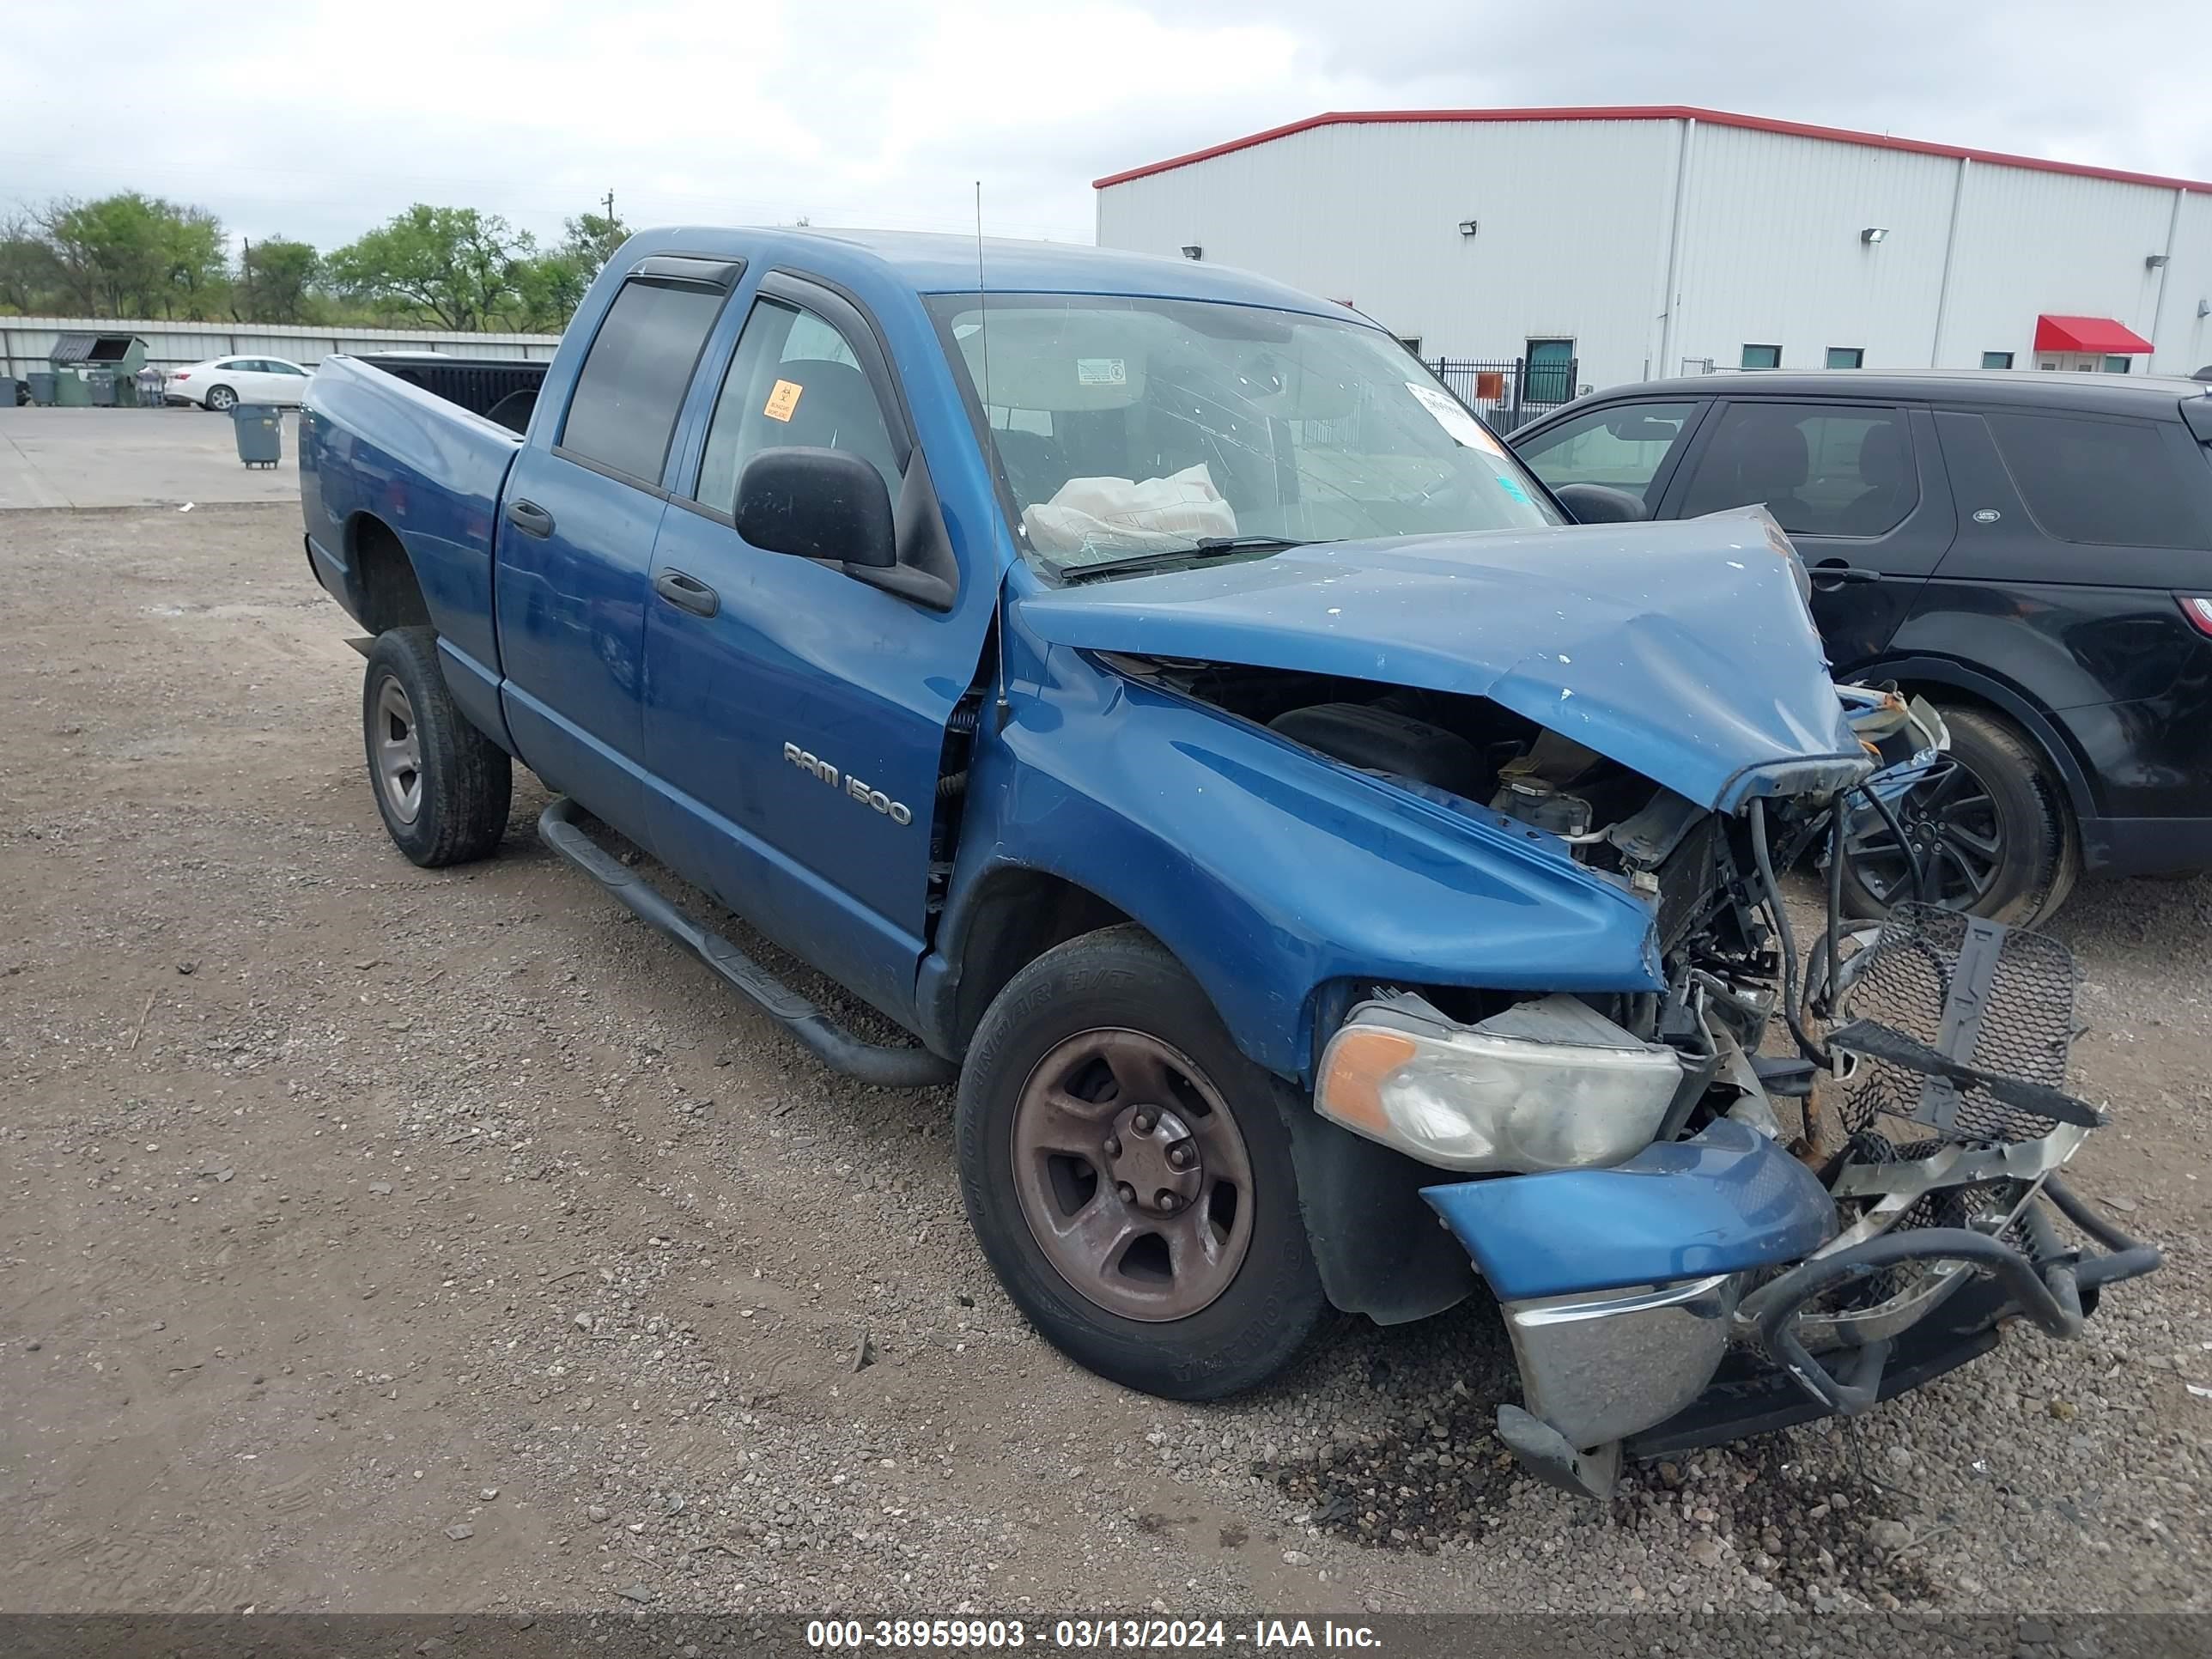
[505,498,555,538]
[1809,559,1881,589]
[653,568,720,618]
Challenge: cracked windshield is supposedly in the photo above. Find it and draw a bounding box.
[929,295,1561,572]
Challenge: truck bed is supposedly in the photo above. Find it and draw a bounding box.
[300,354,538,743]
[354,353,547,434]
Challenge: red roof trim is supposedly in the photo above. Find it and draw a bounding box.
[1091,106,2212,196]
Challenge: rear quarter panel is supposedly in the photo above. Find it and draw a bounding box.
[301,356,524,696]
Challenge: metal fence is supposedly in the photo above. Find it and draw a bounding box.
[0,315,562,384]
[1425,356,1583,432]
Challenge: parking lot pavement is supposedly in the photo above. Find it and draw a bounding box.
[1,501,2207,1621]
[0,405,299,510]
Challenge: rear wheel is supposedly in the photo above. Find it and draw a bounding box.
[362,626,512,867]
[1841,704,2075,925]
[957,926,1329,1400]
[204,384,236,412]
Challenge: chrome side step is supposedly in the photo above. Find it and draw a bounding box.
[536,796,955,1089]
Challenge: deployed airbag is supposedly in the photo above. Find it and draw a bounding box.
[1022,465,1236,562]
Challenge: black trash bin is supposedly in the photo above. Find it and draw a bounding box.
[233,404,283,468]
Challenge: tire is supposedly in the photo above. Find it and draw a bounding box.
[204,384,236,412]
[1841,704,2075,926]
[957,925,1330,1401]
[362,626,512,867]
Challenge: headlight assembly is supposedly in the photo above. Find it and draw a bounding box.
[1316,993,1680,1173]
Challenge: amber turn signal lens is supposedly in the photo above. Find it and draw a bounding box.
[1315,1026,1420,1140]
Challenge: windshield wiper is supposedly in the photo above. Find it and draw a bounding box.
[1060,536,1319,584]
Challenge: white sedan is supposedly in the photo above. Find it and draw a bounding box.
[166,355,314,411]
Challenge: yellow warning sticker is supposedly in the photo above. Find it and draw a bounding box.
[763,379,804,422]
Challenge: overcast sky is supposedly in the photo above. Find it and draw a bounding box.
[3,0,2208,256]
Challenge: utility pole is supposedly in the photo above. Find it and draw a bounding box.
[602,189,616,224]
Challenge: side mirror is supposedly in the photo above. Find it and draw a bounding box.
[1552,483,1650,525]
[735,447,897,568]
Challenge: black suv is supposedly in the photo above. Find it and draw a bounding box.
[1510,370,2212,924]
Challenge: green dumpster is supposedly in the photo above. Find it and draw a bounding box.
[49,332,149,408]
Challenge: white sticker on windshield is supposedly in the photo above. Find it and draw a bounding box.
[1077,358,1127,386]
[1405,380,1504,455]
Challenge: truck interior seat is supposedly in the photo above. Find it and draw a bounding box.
[1838,421,1914,536]
[776,359,902,492]
[1705,419,1816,529]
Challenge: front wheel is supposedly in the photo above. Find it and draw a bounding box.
[1841,704,2076,925]
[362,626,512,866]
[204,384,236,412]
[957,926,1330,1400]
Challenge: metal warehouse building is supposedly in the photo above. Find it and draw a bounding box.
[1095,106,2212,414]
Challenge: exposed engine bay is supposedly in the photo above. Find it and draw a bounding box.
[1107,653,1758,980]
[1109,650,2162,1498]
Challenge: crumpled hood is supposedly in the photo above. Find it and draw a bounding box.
[1013,511,1866,811]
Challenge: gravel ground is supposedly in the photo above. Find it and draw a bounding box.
[1,502,2207,1619]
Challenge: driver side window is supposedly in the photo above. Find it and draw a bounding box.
[1516,401,1701,507]
[694,298,902,517]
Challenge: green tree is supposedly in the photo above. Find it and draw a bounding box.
[562,204,629,271]
[512,251,590,331]
[157,204,228,319]
[33,192,228,318]
[325,204,538,331]
[0,210,64,313]
[506,203,632,331]
[234,236,321,324]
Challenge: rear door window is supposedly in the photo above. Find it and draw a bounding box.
[1983,411,2209,550]
[1513,400,1701,507]
[559,277,730,486]
[1674,402,1917,538]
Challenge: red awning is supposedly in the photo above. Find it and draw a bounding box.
[2034,314,2154,355]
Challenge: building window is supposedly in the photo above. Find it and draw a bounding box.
[1982,351,2014,369]
[2102,355,2133,374]
[1825,347,1865,369]
[1524,338,1575,404]
[1741,344,1782,370]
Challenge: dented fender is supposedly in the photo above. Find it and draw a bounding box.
[928,599,1668,1083]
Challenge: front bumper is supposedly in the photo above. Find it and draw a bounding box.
[1424,1150,2160,1497]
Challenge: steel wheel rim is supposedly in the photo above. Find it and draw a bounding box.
[1010,1027,1255,1323]
[1846,758,2006,909]
[374,676,424,824]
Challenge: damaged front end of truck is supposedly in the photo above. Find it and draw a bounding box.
[1401,836,2162,1499]
[1012,509,2160,1493]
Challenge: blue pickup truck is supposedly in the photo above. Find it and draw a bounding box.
[301,228,2154,1496]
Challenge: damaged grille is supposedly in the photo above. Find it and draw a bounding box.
[1833,902,2080,1149]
